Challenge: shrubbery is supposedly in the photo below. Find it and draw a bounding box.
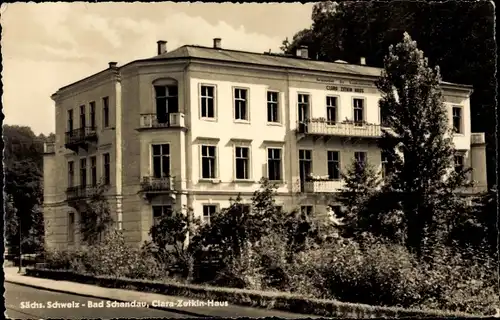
[43,179,498,316]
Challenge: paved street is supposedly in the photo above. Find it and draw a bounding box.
[5,283,190,319]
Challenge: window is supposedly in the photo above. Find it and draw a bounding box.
[234,88,248,121]
[152,205,173,225]
[67,110,74,132]
[203,205,217,224]
[267,91,279,123]
[90,102,96,129]
[329,205,342,217]
[201,145,217,179]
[354,151,367,167]
[68,212,75,244]
[102,97,109,128]
[235,147,250,180]
[68,161,74,187]
[152,144,170,178]
[103,153,110,185]
[80,158,87,187]
[155,85,178,124]
[79,105,86,128]
[301,205,313,216]
[327,151,340,180]
[236,204,251,213]
[90,156,97,186]
[454,154,464,173]
[201,85,215,119]
[298,94,310,122]
[326,96,338,124]
[299,149,312,183]
[267,148,282,181]
[381,151,389,179]
[452,107,462,133]
[353,98,364,125]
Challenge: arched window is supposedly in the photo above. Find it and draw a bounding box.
[153,78,179,125]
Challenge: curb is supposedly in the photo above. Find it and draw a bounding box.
[5,278,219,318]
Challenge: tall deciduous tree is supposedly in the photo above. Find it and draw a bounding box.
[284,1,496,188]
[79,182,114,245]
[375,33,472,256]
[3,125,50,254]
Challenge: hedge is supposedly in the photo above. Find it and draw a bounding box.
[25,268,477,318]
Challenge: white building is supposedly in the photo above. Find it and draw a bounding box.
[43,38,487,248]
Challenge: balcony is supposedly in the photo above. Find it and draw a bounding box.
[139,113,186,130]
[140,176,176,201]
[44,141,55,154]
[301,179,342,193]
[471,132,485,145]
[64,127,98,152]
[66,185,98,202]
[297,119,382,141]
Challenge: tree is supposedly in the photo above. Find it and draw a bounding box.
[147,208,201,280]
[375,33,472,256]
[336,159,387,240]
[79,182,114,245]
[3,125,50,254]
[284,1,496,188]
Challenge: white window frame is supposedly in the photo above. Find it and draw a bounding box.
[326,95,339,125]
[298,148,313,179]
[68,161,74,187]
[452,105,464,134]
[234,145,252,181]
[79,157,87,187]
[233,87,250,122]
[327,150,341,180]
[200,143,219,180]
[266,90,281,124]
[352,97,366,125]
[354,151,368,166]
[266,147,284,182]
[68,212,75,244]
[300,205,314,216]
[297,92,311,122]
[202,204,219,225]
[150,143,171,178]
[199,84,217,121]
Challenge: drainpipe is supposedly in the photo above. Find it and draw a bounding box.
[114,69,123,230]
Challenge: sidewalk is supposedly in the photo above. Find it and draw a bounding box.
[4,267,321,318]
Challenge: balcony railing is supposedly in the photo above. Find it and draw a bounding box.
[140,176,175,193]
[471,132,485,145]
[297,119,382,138]
[64,127,98,151]
[301,179,342,193]
[139,113,185,129]
[44,141,55,154]
[66,185,98,201]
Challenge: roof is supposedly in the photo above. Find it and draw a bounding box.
[144,45,383,78]
[55,44,473,94]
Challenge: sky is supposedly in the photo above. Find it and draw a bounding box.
[1,2,315,135]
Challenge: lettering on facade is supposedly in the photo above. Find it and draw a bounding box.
[326,85,365,93]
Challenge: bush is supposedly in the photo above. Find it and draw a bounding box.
[43,230,166,281]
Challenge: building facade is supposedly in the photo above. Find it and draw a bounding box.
[43,39,488,248]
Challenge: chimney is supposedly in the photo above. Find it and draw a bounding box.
[157,40,167,55]
[108,62,118,68]
[296,45,309,59]
[360,57,366,65]
[213,38,222,49]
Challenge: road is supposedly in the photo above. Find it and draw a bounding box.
[4,283,192,319]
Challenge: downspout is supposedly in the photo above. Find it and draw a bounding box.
[114,68,123,230]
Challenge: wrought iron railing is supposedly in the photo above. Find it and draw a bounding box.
[64,127,97,146]
[140,176,175,192]
[66,185,98,201]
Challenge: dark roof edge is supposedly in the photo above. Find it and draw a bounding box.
[53,50,473,95]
